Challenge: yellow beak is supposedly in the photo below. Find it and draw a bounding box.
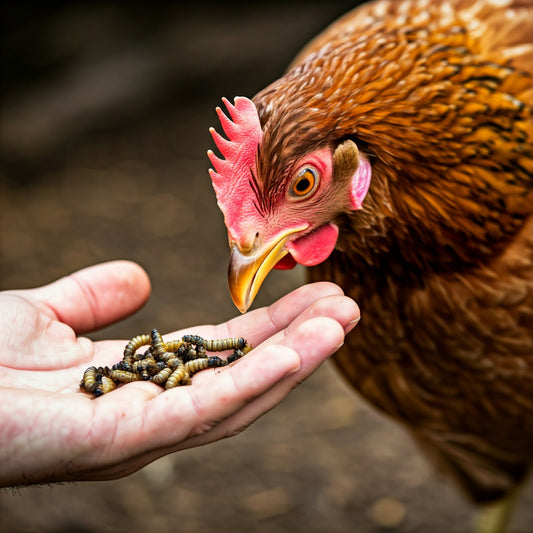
[228,227,305,313]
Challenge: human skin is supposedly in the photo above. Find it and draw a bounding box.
[0,260,359,486]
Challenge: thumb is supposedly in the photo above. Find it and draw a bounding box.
[8,261,151,334]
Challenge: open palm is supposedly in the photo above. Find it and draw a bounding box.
[0,260,359,487]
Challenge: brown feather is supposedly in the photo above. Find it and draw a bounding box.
[254,0,533,503]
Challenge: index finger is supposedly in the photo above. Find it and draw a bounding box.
[166,282,345,346]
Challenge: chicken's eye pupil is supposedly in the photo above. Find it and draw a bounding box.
[290,167,318,198]
[296,177,310,192]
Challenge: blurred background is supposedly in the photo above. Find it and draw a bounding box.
[1,2,532,532]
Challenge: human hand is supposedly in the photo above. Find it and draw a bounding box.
[0,260,359,487]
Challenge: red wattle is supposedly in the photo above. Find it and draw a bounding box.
[274,254,298,270]
[286,223,339,266]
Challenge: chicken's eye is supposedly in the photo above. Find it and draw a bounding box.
[289,167,319,198]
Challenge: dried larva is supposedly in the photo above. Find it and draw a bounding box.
[165,364,190,389]
[150,367,173,385]
[112,360,134,372]
[123,334,151,358]
[80,329,249,397]
[185,356,227,375]
[132,357,158,374]
[133,349,151,361]
[150,329,167,358]
[99,376,117,394]
[107,369,139,383]
[228,344,253,363]
[164,340,186,353]
[181,334,205,346]
[92,375,116,397]
[165,356,182,369]
[80,366,99,392]
[185,345,199,361]
[203,338,247,351]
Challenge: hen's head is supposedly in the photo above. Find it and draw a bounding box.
[208,96,371,312]
[208,0,533,313]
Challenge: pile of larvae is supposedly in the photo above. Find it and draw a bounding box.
[80,329,251,397]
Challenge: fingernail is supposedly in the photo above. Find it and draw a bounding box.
[283,350,302,376]
[284,361,301,376]
[344,316,361,334]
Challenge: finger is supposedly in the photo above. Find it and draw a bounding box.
[100,315,344,463]
[8,261,151,334]
[84,287,355,396]
[165,281,346,346]
[181,316,346,448]
[264,292,359,342]
[163,296,357,451]
[72,343,300,480]
[171,293,357,393]
[67,290,355,478]
[283,292,359,334]
[67,310,351,481]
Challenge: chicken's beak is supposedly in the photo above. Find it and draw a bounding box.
[228,227,305,313]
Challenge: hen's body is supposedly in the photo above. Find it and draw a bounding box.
[210,0,533,512]
[291,0,533,503]
[314,214,533,503]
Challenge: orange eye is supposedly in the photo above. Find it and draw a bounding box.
[289,166,318,198]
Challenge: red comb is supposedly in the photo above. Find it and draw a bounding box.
[208,97,263,215]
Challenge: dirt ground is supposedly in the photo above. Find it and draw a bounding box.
[1,2,532,532]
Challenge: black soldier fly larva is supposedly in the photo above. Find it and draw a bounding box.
[80,329,252,397]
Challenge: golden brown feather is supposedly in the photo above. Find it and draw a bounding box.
[277,0,533,503]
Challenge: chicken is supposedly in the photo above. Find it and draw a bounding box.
[207,0,533,530]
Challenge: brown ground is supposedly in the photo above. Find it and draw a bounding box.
[1,2,532,532]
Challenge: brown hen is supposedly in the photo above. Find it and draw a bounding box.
[207,0,533,530]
